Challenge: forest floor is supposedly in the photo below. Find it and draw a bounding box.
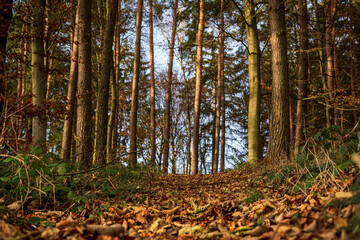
[1,162,360,240]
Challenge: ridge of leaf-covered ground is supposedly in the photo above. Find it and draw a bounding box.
[1,159,360,239]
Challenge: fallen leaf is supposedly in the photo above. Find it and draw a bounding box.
[335,192,353,198]
[178,226,205,236]
[41,227,60,239]
[303,220,317,232]
[86,224,125,237]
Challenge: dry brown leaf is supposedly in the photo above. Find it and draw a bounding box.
[41,227,60,239]
[86,224,125,237]
[334,216,348,229]
[135,213,147,224]
[351,154,360,168]
[303,220,317,232]
[6,200,21,210]
[0,220,19,238]
[335,192,353,198]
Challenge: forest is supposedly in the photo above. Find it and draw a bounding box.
[1,0,360,239]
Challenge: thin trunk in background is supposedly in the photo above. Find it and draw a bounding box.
[106,63,117,163]
[163,0,178,173]
[31,0,47,150]
[149,0,156,167]
[76,0,92,166]
[129,0,143,165]
[293,18,309,151]
[0,0,13,116]
[294,0,309,158]
[244,0,261,164]
[325,0,336,127]
[94,0,118,164]
[191,0,205,175]
[61,4,79,160]
[266,0,290,162]
[213,0,224,172]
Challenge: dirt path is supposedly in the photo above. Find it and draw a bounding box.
[1,165,359,239]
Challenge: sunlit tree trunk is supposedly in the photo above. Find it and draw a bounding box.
[31,0,47,150]
[94,0,118,164]
[0,0,13,116]
[294,0,309,158]
[61,4,79,161]
[266,0,290,161]
[149,0,156,167]
[106,65,116,163]
[191,0,205,175]
[129,0,143,165]
[244,0,261,164]
[213,0,224,173]
[163,0,178,173]
[76,0,92,166]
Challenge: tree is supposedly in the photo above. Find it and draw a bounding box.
[244,0,261,164]
[31,0,47,150]
[61,3,79,161]
[129,0,143,165]
[191,0,205,175]
[325,0,336,126]
[212,0,224,173]
[149,0,156,167]
[163,0,178,173]
[0,0,13,116]
[266,0,290,161]
[76,0,92,165]
[94,0,118,164]
[294,0,309,158]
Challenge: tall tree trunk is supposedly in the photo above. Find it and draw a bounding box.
[31,0,47,150]
[213,0,224,173]
[106,64,117,163]
[325,0,336,126]
[191,0,205,175]
[187,102,191,174]
[294,0,309,158]
[220,86,225,172]
[349,2,359,136]
[266,0,290,162]
[129,0,143,165]
[94,0,118,164]
[0,0,13,117]
[163,0,178,173]
[61,4,79,160]
[76,0,92,166]
[244,0,261,164]
[149,0,156,167]
[314,0,330,128]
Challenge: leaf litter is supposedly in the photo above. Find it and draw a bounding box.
[1,163,360,239]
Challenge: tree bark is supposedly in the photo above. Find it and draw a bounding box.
[244,0,261,164]
[31,0,47,150]
[191,0,205,175]
[294,0,309,158]
[325,0,336,126]
[94,0,118,164]
[0,0,13,116]
[163,0,178,173]
[266,0,290,162]
[129,0,143,165]
[149,0,156,167]
[76,0,92,166]
[61,4,79,161]
[213,0,224,173]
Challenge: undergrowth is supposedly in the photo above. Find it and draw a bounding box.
[261,125,360,195]
[0,152,158,212]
